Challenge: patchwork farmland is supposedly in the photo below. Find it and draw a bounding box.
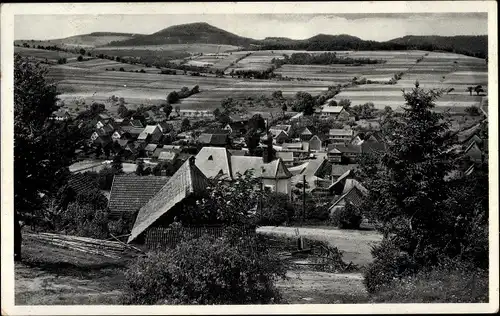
[17,45,487,116]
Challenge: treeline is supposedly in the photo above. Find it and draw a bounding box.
[258,36,487,59]
[166,85,200,104]
[272,52,385,67]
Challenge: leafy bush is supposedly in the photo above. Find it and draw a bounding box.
[258,193,296,226]
[330,202,362,229]
[465,105,481,116]
[123,232,286,305]
[58,202,110,239]
[364,239,417,294]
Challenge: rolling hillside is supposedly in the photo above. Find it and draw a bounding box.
[15,32,144,48]
[388,35,488,58]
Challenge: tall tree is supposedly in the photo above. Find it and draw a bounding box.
[360,83,457,266]
[14,55,83,260]
[162,104,173,119]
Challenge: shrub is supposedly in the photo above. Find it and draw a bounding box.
[258,193,296,226]
[363,239,417,294]
[77,55,83,62]
[58,202,110,239]
[330,202,362,229]
[123,232,286,305]
[465,105,481,116]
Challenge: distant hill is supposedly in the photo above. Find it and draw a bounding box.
[106,22,257,47]
[15,32,144,48]
[388,35,488,58]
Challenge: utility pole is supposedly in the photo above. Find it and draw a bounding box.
[302,174,306,223]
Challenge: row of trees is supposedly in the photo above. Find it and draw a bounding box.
[272,52,385,67]
[166,85,200,104]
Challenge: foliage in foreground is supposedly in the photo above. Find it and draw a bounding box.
[123,230,287,305]
[369,260,488,303]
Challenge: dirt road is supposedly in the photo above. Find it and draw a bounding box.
[257,226,383,267]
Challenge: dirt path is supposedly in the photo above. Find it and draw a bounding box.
[257,226,382,267]
[277,270,368,304]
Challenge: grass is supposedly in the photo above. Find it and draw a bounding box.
[370,266,489,303]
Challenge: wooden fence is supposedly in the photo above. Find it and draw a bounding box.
[144,226,256,250]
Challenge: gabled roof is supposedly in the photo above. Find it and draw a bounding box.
[332,144,362,154]
[276,151,294,163]
[158,151,178,161]
[329,185,366,211]
[230,156,291,179]
[321,106,344,113]
[128,158,208,243]
[195,147,233,179]
[228,149,247,156]
[272,124,292,133]
[144,144,158,152]
[269,129,289,139]
[281,142,303,150]
[130,119,144,128]
[139,125,160,140]
[198,133,229,146]
[361,142,386,154]
[67,173,98,196]
[108,174,170,216]
[329,129,354,137]
[309,135,321,142]
[301,127,313,135]
[117,139,129,147]
[204,128,230,135]
[331,164,359,177]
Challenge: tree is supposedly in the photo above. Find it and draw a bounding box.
[95,143,103,158]
[117,104,128,118]
[465,106,481,116]
[14,55,84,260]
[77,55,83,62]
[292,91,315,115]
[338,99,351,110]
[351,102,376,119]
[174,105,181,116]
[245,130,261,156]
[191,85,200,94]
[111,152,124,174]
[163,104,173,119]
[474,85,484,96]
[181,118,191,131]
[79,48,86,55]
[466,86,473,96]
[281,104,288,116]
[167,91,180,104]
[361,84,460,269]
[135,159,145,175]
[272,90,283,100]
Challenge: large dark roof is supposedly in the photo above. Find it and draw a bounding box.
[108,175,170,217]
[67,173,98,195]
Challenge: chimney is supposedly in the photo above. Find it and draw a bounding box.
[189,156,196,166]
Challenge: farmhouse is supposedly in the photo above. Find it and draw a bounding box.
[158,151,178,163]
[108,174,171,219]
[276,151,294,166]
[52,109,71,121]
[317,105,350,120]
[328,129,354,144]
[308,135,322,151]
[327,169,369,216]
[289,153,330,193]
[194,147,293,197]
[271,130,290,144]
[197,133,230,147]
[331,164,359,181]
[127,157,209,245]
[300,127,313,141]
[138,125,162,143]
[179,109,214,119]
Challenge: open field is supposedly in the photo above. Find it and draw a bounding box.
[94,43,240,54]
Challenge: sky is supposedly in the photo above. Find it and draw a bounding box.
[14,13,488,42]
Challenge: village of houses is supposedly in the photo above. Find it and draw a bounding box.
[54,97,488,251]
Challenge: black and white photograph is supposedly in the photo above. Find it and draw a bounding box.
[1,2,498,314]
